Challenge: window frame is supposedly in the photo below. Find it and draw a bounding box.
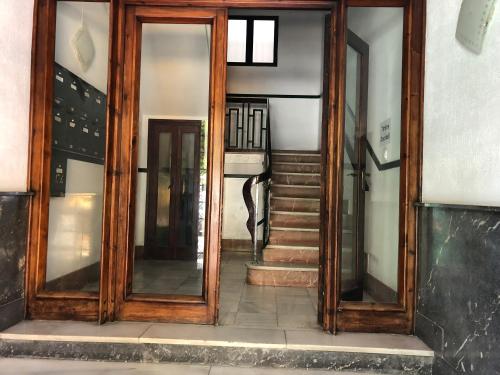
[227,15,279,67]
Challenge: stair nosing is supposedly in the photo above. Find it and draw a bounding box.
[272,227,319,232]
[271,211,320,216]
[246,261,318,272]
[273,172,321,176]
[272,196,320,200]
[272,184,320,189]
[266,244,319,251]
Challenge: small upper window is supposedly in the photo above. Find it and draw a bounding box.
[227,16,278,66]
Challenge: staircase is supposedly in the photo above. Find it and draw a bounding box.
[246,151,321,288]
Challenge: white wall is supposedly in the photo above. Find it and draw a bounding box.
[223,153,265,241]
[227,10,326,151]
[0,0,34,191]
[422,0,500,206]
[46,160,104,281]
[348,7,404,291]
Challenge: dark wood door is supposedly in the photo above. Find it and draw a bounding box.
[145,120,201,261]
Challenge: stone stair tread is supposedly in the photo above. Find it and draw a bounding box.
[274,172,321,176]
[246,261,318,272]
[272,211,320,216]
[266,244,319,251]
[272,227,319,232]
[272,196,320,201]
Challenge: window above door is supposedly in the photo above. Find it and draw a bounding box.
[227,16,279,66]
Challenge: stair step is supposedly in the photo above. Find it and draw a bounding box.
[273,153,321,164]
[274,162,321,174]
[246,261,318,287]
[270,211,320,229]
[0,321,435,372]
[269,228,319,247]
[272,184,320,199]
[273,172,321,186]
[271,197,320,213]
[263,245,319,264]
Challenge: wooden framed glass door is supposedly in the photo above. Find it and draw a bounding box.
[111,6,227,324]
[144,120,201,262]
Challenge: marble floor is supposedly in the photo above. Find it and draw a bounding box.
[219,252,319,329]
[0,358,379,375]
[132,258,203,295]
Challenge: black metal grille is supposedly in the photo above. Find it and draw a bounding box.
[225,97,268,151]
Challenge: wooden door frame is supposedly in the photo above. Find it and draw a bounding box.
[26,0,424,332]
[110,6,226,324]
[144,119,202,261]
[322,0,426,334]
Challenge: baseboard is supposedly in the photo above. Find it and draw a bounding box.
[364,273,397,303]
[45,262,100,291]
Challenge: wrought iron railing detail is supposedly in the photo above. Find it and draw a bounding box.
[234,97,272,264]
[225,97,268,151]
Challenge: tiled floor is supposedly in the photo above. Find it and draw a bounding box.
[219,252,320,329]
[132,258,203,295]
[0,358,378,375]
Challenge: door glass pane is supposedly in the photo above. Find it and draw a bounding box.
[45,1,109,292]
[341,7,404,304]
[156,133,172,246]
[132,23,211,297]
[252,20,276,63]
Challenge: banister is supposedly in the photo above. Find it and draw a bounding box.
[240,98,272,263]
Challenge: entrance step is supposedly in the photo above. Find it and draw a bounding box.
[274,162,321,174]
[263,245,319,264]
[273,172,321,186]
[246,261,318,287]
[271,197,320,213]
[272,185,320,199]
[270,211,320,229]
[0,320,434,373]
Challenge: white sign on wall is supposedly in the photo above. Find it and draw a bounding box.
[380,119,391,145]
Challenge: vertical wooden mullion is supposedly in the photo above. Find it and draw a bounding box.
[99,0,122,324]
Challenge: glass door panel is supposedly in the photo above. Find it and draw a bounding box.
[115,7,226,325]
[340,7,404,304]
[156,133,173,247]
[45,1,110,293]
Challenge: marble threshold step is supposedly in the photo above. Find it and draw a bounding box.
[0,320,433,373]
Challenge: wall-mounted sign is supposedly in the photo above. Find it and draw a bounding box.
[379,119,391,146]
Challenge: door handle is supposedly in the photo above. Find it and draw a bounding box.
[361,169,370,192]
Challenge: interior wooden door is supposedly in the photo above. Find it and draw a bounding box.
[145,120,201,261]
[113,6,227,324]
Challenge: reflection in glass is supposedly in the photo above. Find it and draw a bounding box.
[341,7,404,303]
[45,1,109,292]
[132,23,211,297]
[156,133,172,246]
